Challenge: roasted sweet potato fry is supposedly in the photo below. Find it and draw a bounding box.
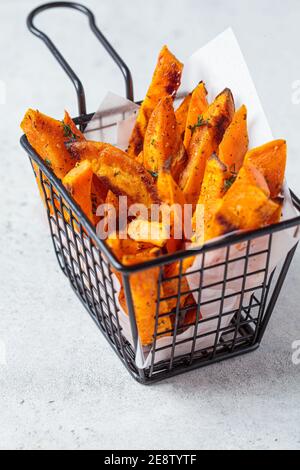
[163,262,196,319]
[235,164,282,225]
[205,170,279,241]
[175,92,192,139]
[157,170,186,252]
[192,154,228,243]
[106,235,154,261]
[157,170,186,207]
[267,198,283,224]
[127,46,183,158]
[69,142,119,222]
[143,96,187,183]
[70,141,161,207]
[128,219,168,247]
[105,190,119,215]
[235,163,270,197]
[91,174,109,220]
[180,88,235,207]
[62,110,85,143]
[218,105,248,172]
[198,154,228,206]
[183,81,208,150]
[21,109,84,179]
[62,160,94,224]
[244,139,287,198]
[136,151,144,166]
[69,140,111,163]
[122,252,172,346]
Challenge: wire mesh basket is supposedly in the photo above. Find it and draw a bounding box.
[20,2,300,384]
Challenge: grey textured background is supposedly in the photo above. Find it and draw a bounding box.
[0,0,300,450]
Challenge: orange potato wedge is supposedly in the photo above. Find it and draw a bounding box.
[127,219,168,247]
[183,81,209,150]
[127,46,183,158]
[21,109,84,179]
[105,189,120,215]
[206,170,279,241]
[218,104,249,172]
[143,95,187,183]
[180,88,235,208]
[175,92,192,139]
[267,197,283,225]
[243,139,287,198]
[157,170,186,252]
[136,151,144,166]
[106,235,155,261]
[235,163,270,197]
[69,140,112,163]
[70,141,160,207]
[62,160,94,224]
[163,262,196,319]
[91,174,109,221]
[122,251,172,346]
[192,153,228,243]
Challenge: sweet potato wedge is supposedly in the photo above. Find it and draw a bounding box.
[69,141,121,222]
[62,110,85,143]
[175,92,192,139]
[218,105,249,172]
[143,95,187,183]
[122,252,172,346]
[183,81,209,150]
[192,154,228,243]
[128,219,168,247]
[163,262,196,319]
[235,163,270,197]
[205,170,279,241]
[157,170,186,252]
[136,151,144,166]
[243,139,287,198]
[63,160,94,224]
[180,88,235,207]
[70,141,161,207]
[127,46,183,158]
[91,174,109,220]
[198,154,228,206]
[21,109,84,179]
[105,190,119,215]
[69,140,111,163]
[267,198,283,225]
[106,235,154,261]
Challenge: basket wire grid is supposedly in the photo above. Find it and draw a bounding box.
[20,2,300,384]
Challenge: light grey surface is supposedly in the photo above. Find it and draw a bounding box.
[0,0,300,451]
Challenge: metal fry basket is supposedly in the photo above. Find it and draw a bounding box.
[20,2,300,384]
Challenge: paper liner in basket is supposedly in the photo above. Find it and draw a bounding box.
[83,28,299,370]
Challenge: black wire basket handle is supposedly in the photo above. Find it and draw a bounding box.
[27,1,134,117]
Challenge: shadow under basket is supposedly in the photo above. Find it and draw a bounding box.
[21,2,300,384]
[20,110,300,384]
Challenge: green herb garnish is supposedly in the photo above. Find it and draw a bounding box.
[45,158,52,168]
[62,121,78,141]
[224,175,236,191]
[148,170,158,179]
[224,164,238,191]
[188,115,209,135]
